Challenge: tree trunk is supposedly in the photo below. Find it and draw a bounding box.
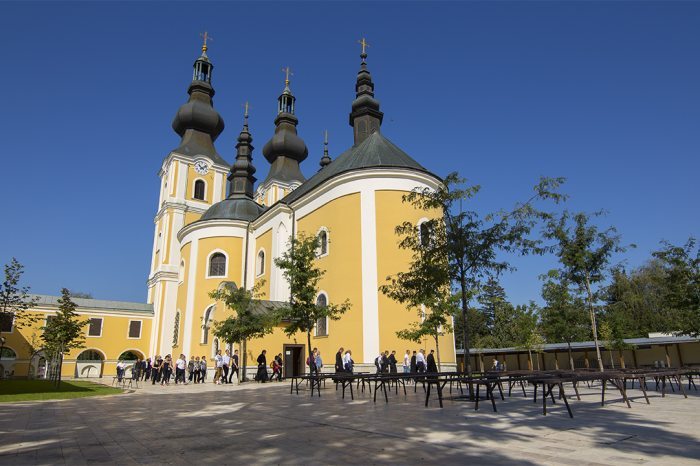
[536,353,541,371]
[241,339,248,381]
[619,350,626,369]
[460,274,471,374]
[56,351,64,389]
[307,331,313,375]
[584,276,605,372]
[434,332,441,372]
[608,349,615,369]
[567,342,574,370]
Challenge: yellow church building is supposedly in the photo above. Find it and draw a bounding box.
[1,40,456,379]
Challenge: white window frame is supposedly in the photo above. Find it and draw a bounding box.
[256,248,266,277]
[317,227,330,258]
[127,320,143,339]
[314,292,329,337]
[87,317,103,338]
[417,217,431,248]
[205,249,228,279]
[201,305,215,344]
[192,178,207,201]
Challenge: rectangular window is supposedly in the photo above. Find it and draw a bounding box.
[128,320,142,339]
[315,317,328,337]
[88,318,103,337]
[0,314,13,333]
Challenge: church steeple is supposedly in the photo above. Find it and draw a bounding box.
[228,103,257,198]
[261,67,308,185]
[319,130,332,170]
[171,33,226,164]
[349,38,383,146]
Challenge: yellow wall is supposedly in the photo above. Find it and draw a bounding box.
[296,193,365,361]
[1,308,153,378]
[253,228,272,297]
[185,211,202,226]
[375,190,456,364]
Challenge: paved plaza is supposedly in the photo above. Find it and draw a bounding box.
[0,378,699,465]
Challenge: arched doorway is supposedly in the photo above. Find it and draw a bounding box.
[75,349,105,378]
[118,350,145,375]
[0,346,17,379]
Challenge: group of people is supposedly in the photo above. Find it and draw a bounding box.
[394,349,439,374]
[254,350,283,383]
[121,349,241,386]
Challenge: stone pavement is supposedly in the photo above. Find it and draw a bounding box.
[0,377,699,465]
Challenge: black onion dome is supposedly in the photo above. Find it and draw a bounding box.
[262,114,308,163]
[170,46,227,166]
[200,196,264,221]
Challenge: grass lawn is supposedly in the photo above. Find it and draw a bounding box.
[0,380,123,402]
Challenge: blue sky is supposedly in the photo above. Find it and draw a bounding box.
[0,2,698,305]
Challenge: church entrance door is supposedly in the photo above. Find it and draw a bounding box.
[283,344,304,378]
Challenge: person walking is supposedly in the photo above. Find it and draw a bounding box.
[144,357,152,382]
[389,351,398,374]
[308,348,318,375]
[426,349,438,373]
[335,347,345,373]
[315,350,323,374]
[161,354,172,385]
[188,356,196,383]
[175,354,186,384]
[343,349,354,373]
[256,350,268,383]
[416,350,426,373]
[152,355,162,385]
[410,351,417,374]
[403,350,410,374]
[222,349,231,384]
[271,354,283,382]
[199,356,207,383]
[214,350,224,384]
[228,350,239,383]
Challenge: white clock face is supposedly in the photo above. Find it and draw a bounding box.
[194,161,209,175]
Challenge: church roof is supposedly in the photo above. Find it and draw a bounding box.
[200,196,265,222]
[281,131,436,204]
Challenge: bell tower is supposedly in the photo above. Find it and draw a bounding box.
[147,34,230,356]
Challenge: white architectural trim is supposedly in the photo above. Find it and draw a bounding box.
[256,248,266,277]
[213,172,223,203]
[127,320,143,339]
[360,189,379,363]
[192,178,207,201]
[316,226,330,258]
[204,249,229,279]
[178,220,248,243]
[183,239,199,357]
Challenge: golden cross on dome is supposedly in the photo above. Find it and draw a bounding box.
[200,31,213,53]
[358,37,370,55]
[282,66,293,86]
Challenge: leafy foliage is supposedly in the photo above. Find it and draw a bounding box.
[41,289,89,387]
[274,234,351,368]
[0,258,39,336]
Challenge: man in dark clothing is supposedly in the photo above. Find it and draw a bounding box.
[410,351,417,373]
[381,351,390,373]
[427,349,438,373]
[388,351,398,374]
[228,350,239,383]
[335,347,344,373]
[256,350,268,383]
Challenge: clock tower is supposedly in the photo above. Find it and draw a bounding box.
[146,37,230,356]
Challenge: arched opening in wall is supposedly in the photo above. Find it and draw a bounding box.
[209,252,227,277]
[317,229,329,257]
[202,305,215,344]
[0,347,17,379]
[256,250,265,276]
[315,294,328,337]
[118,350,145,374]
[75,349,105,378]
[194,179,206,200]
[419,220,433,248]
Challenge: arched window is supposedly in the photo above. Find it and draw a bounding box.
[419,221,432,248]
[202,306,214,344]
[315,294,328,337]
[0,347,17,359]
[317,229,329,257]
[209,253,226,277]
[194,180,206,200]
[256,250,265,276]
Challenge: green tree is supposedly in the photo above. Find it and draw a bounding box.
[42,288,89,387]
[209,280,275,381]
[652,238,700,336]
[545,211,632,371]
[477,278,507,336]
[0,258,39,344]
[399,173,565,373]
[521,328,546,371]
[274,234,351,372]
[539,270,590,369]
